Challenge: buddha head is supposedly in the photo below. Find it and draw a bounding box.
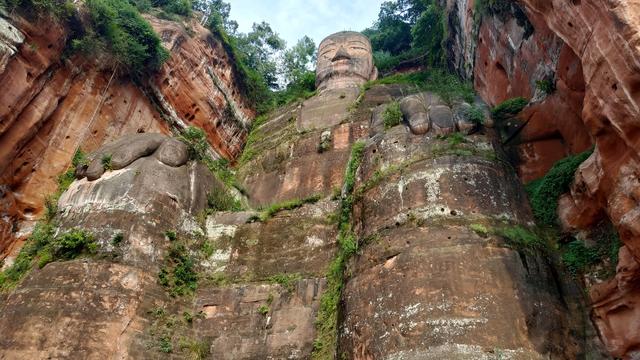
[316,31,378,93]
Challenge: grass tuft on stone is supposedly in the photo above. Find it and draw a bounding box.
[268,273,302,293]
[257,194,322,222]
[382,101,403,129]
[562,223,621,277]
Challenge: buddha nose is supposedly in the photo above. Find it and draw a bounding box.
[332,46,351,61]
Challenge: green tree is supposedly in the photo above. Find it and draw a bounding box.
[282,35,316,86]
[363,0,447,73]
[195,0,238,34]
[235,22,286,89]
[363,1,412,56]
[411,3,445,66]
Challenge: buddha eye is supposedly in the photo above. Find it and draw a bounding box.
[320,49,335,58]
[350,46,367,51]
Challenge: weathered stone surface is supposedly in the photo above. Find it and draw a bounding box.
[80,133,167,181]
[340,119,604,358]
[369,104,387,136]
[156,138,189,167]
[147,15,254,160]
[238,95,369,207]
[56,134,215,268]
[299,87,359,131]
[590,246,640,358]
[470,3,592,182]
[0,261,162,359]
[400,94,430,135]
[316,31,377,94]
[453,103,478,135]
[354,129,533,236]
[429,105,455,135]
[109,133,166,169]
[518,0,640,263]
[204,200,338,280]
[339,226,588,359]
[84,159,106,182]
[194,279,326,359]
[182,201,339,359]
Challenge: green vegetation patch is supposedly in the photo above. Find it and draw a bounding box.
[366,70,475,105]
[147,305,209,358]
[178,125,246,205]
[237,114,269,166]
[101,153,113,170]
[464,105,485,125]
[1,0,75,19]
[562,224,621,277]
[268,273,302,293]
[491,97,528,123]
[207,188,243,212]
[179,126,210,161]
[158,241,198,297]
[469,223,549,254]
[536,79,556,95]
[0,226,96,290]
[495,225,548,253]
[256,194,322,222]
[382,101,403,129]
[525,149,593,226]
[79,0,169,75]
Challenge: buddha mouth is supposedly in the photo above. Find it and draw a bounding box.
[331,59,351,66]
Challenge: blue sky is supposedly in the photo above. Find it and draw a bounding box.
[228,0,386,47]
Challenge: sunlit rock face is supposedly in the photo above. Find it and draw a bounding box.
[315,31,378,93]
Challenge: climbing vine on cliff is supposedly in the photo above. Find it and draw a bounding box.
[312,141,365,359]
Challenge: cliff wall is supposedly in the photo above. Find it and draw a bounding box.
[0,9,253,259]
[444,0,640,356]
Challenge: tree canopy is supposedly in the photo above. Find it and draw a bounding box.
[363,0,446,74]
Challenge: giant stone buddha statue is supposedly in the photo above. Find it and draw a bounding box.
[315,31,378,93]
[299,31,378,130]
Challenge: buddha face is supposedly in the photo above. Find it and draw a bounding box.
[316,31,377,93]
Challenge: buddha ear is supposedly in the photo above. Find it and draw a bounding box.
[370,66,379,81]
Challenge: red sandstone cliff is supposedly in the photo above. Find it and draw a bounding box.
[520,1,640,357]
[0,11,253,260]
[443,0,640,356]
